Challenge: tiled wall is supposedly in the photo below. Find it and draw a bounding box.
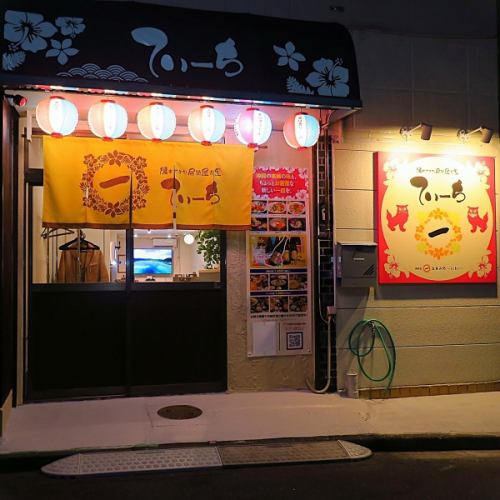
[334,11,499,390]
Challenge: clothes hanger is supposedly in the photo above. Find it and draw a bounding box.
[59,230,100,250]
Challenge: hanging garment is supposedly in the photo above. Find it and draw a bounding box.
[57,249,109,283]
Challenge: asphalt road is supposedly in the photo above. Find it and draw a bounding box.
[1,450,500,500]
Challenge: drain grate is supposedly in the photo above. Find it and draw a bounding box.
[42,440,371,477]
[157,405,203,420]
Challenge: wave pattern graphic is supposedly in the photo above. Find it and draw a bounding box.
[57,63,148,82]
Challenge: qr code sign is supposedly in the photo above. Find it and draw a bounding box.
[287,331,303,350]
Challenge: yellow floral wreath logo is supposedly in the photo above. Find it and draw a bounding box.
[80,150,150,217]
[414,208,462,260]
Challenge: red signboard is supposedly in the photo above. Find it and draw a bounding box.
[376,152,496,284]
[252,167,308,200]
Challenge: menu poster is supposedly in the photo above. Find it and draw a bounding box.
[247,166,312,357]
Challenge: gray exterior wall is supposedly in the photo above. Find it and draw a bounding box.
[334,2,499,390]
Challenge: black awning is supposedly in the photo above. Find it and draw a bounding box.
[1,1,361,109]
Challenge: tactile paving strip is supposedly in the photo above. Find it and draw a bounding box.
[42,447,222,477]
[42,440,371,477]
[218,440,365,465]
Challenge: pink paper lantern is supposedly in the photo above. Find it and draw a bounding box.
[234,107,272,149]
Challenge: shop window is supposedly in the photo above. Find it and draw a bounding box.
[132,229,221,283]
[32,187,125,284]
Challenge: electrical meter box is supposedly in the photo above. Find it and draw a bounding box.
[336,242,377,287]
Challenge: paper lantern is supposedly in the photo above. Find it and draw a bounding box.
[283,112,320,150]
[188,105,226,145]
[88,99,128,141]
[137,102,176,141]
[35,96,78,137]
[234,107,272,149]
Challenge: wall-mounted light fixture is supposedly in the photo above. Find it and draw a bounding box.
[399,123,432,141]
[457,126,493,144]
[7,94,28,107]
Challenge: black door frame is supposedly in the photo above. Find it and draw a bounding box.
[0,94,19,412]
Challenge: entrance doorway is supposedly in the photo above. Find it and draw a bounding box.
[25,154,227,401]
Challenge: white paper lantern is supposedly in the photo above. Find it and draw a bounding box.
[188,105,225,145]
[137,102,176,141]
[88,99,128,141]
[234,107,272,149]
[283,112,320,150]
[35,96,78,137]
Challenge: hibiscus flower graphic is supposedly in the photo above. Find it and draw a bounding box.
[4,10,56,53]
[55,17,85,38]
[306,58,349,97]
[476,255,492,278]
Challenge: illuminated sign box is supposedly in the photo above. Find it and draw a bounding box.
[376,152,496,284]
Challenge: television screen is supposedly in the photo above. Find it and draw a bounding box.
[134,248,173,275]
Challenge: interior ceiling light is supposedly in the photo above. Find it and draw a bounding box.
[88,99,128,141]
[187,105,226,145]
[457,126,493,144]
[234,107,272,149]
[399,123,432,141]
[35,95,78,137]
[183,233,195,245]
[283,112,320,150]
[137,102,176,141]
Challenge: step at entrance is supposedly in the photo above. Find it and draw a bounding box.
[41,440,371,477]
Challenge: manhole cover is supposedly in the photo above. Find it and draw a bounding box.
[157,405,202,420]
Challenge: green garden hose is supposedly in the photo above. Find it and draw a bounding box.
[348,319,396,390]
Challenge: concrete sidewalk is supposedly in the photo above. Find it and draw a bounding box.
[1,391,499,456]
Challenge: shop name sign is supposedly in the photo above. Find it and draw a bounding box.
[376,152,496,284]
[42,136,254,230]
[0,1,361,108]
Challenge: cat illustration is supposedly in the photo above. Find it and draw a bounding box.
[467,206,488,233]
[387,205,409,232]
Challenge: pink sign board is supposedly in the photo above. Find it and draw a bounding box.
[376,152,496,284]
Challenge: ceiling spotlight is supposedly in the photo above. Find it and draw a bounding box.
[457,126,493,144]
[8,94,28,107]
[400,123,432,141]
